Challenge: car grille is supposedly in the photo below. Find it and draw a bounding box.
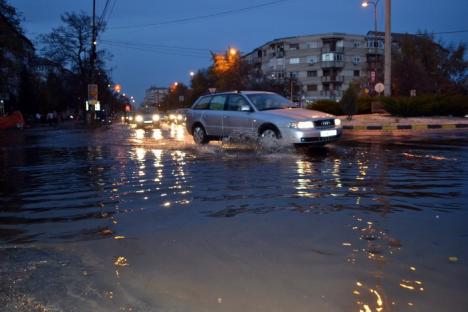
[314,119,335,128]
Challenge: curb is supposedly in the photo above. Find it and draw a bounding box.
[343,124,468,131]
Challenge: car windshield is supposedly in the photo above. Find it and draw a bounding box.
[246,93,293,111]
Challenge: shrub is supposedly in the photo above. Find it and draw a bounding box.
[382,96,468,117]
[340,84,359,118]
[356,97,373,114]
[307,99,343,115]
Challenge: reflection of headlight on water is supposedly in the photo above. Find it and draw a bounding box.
[135,129,145,139]
[152,129,163,140]
[152,114,160,121]
[135,115,143,122]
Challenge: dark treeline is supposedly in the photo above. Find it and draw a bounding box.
[0,0,127,121]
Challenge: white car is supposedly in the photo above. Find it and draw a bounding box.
[186,91,342,146]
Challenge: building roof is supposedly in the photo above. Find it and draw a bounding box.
[243,32,367,56]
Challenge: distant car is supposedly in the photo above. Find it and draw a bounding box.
[96,111,112,126]
[167,109,187,124]
[134,108,161,129]
[186,91,342,146]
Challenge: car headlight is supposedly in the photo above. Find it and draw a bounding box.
[289,121,314,129]
[169,114,175,120]
[135,115,143,122]
[334,118,341,126]
[152,114,160,121]
[128,116,133,121]
[177,114,183,121]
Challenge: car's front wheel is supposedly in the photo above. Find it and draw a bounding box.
[193,125,209,144]
[259,127,281,147]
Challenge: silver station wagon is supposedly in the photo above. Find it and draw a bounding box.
[186,91,342,146]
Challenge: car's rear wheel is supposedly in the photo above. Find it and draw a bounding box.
[193,125,209,144]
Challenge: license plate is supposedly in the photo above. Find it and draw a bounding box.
[144,120,152,124]
[320,129,337,137]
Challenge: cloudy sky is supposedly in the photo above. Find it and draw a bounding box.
[10,0,468,104]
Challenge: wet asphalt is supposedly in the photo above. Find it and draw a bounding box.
[1,123,467,311]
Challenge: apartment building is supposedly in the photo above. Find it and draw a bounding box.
[143,86,168,109]
[244,32,384,101]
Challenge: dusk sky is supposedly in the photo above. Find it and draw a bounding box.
[10,0,468,105]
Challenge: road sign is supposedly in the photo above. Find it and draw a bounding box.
[88,84,98,101]
[374,83,385,94]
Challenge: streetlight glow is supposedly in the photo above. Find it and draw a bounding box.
[189,71,195,77]
[229,48,237,56]
[362,1,369,7]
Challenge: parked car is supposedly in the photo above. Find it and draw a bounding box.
[134,107,161,129]
[186,91,342,146]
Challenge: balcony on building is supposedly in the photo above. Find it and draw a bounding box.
[320,90,343,98]
[321,75,345,83]
[321,61,344,68]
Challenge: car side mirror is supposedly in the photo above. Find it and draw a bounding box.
[240,105,251,112]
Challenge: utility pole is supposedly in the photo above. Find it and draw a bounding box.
[384,0,391,96]
[88,0,98,124]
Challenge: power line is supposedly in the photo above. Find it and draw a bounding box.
[106,0,118,25]
[107,0,289,30]
[101,39,215,52]
[101,41,211,59]
[98,0,111,26]
[430,30,468,35]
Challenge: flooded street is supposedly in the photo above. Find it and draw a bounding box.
[1,124,467,311]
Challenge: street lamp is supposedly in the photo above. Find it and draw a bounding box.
[362,0,379,37]
[362,0,380,92]
[189,71,195,77]
[229,48,237,56]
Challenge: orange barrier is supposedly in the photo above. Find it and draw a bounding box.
[0,111,25,130]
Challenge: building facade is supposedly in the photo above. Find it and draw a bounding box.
[244,32,384,101]
[143,86,168,109]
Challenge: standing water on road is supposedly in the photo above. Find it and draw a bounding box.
[1,124,467,311]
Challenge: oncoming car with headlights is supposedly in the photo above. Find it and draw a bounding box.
[186,91,342,146]
[167,109,187,124]
[133,107,161,129]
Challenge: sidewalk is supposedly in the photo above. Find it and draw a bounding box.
[339,114,468,136]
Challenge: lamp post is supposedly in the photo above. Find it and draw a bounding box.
[384,0,391,96]
[362,0,380,93]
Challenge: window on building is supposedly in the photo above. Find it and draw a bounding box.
[307,56,318,64]
[289,71,299,78]
[307,84,318,91]
[289,43,299,50]
[289,58,300,64]
[354,70,360,77]
[307,41,320,48]
[307,70,317,77]
[322,53,343,62]
[352,56,361,64]
[278,72,285,79]
[367,40,384,49]
[336,40,344,48]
